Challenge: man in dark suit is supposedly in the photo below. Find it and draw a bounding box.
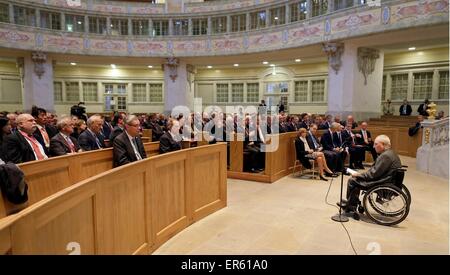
[399,99,412,116]
[159,119,182,154]
[307,124,338,176]
[109,112,126,144]
[321,122,347,172]
[50,116,80,156]
[417,99,429,116]
[340,135,402,217]
[113,115,147,167]
[3,114,49,163]
[31,106,56,155]
[355,121,377,162]
[78,115,105,151]
[299,113,310,130]
[319,115,333,130]
[341,115,357,129]
[145,113,164,141]
[341,124,365,169]
[102,115,114,142]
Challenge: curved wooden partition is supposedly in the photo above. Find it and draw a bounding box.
[0,143,227,254]
[0,142,160,218]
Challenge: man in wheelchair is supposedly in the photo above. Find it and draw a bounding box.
[339,135,402,215]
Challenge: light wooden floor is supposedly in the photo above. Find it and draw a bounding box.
[153,156,449,255]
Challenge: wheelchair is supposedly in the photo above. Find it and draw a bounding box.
[355,166,411,226]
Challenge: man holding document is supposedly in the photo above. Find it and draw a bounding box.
[339,135,402,213]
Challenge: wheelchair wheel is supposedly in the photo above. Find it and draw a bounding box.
[363,184,409,226]
[400,184,411,205]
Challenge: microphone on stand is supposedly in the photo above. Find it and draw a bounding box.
[331,140,351,223]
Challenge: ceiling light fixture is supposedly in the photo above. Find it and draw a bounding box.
[262,61,269,65]
[70,62,77,66]
[207,65,213,69]
[270,64,275,67]
[148,65,153,68]
[295,59,301,62]
[233,64,239,67]
[408,47,416,51]
[111,64,116,69]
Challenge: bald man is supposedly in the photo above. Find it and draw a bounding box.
[3,113,49,163]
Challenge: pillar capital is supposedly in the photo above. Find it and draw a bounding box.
[163,57,179,82]
[322,42,344,74]
[31,51,48,79]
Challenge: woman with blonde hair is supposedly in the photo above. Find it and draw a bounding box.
[295,128,336,181]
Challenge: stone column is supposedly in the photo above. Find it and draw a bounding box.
[8,3,14,24]
[306,0,312,19]
[324,41,384,121]
[20,52,55,112]
[163,58,194,114]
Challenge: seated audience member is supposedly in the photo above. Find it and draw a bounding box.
[408,115,424,136]
[355,121,378,162]
[341,115,357,129]
[244,115,265,173]
[399,99,412,116]
[78,115,105,151]
[295,128,336,181]
[71,117,86,139]
[102,115,114,142]
[417,99,430,116]
[307,124,338,176]
[0,117,11,160]
[333,115,341,124]
[113,115,147,167]
[145,113,164,141]
[50,116,81,156]
[159,119,182,154]
[7,113,17,133]
[436,110,446,120]
[3,114,48,163]
[300,113,310,130]
[340,135,401,217]
[31,106,55,155]
[383,99,394,115]
[320,114,333,130]
[278,114,288,133]
[320,122,347,173]
[109,112,126,143]
[342,124,365,169]
[286,116,297,132]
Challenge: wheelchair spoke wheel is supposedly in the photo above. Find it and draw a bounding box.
[363,184,410,226]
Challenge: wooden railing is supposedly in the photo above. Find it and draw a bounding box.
[0,143,227,254]
[0,142,160,219]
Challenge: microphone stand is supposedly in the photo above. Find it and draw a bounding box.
[331,141,349,222]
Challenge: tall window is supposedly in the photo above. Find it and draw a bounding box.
[54,82,63,102]
[173,19,188,35]
[40,11,61,30]
[65,82,80,102]
[270,6,285,26]
[294,81,308,102]
[216,84,229,103]
[246,83,259,103]
[192,19,207,35]
[381,75,387,100]
[390,74,408,100]
[334,0,354,11]
[132,84,147,102]
[311,0,328,17]
[149,84,163,102]
[250,11,266,30]
[82,82,98,102]
[311,80,325,102]
[132,19,148,35]
[152,20,168,36]
[413,72,433,100]
[231,14,246,32]
[0,3,9,23]
[89,16,107,34]
[65,14,85,32]
[290,1,307,23]
[110,19,128,35]
[212,17,226,34]
[14,6,36,26]
[231,84,244,103]
[439,71,449,99]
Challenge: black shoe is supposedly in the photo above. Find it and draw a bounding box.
[319,175,328,181]
[325,172,339,177]
[250,168,259,173]
[352,212,360,221]
[257,168,264,172]
[357,164,365,169]
[349,164,357,170]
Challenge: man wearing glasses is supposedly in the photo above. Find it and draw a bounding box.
[113,115,147,167]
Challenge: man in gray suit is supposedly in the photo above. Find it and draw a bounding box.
[340,135,402,212]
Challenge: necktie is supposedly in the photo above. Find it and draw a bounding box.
[363,130,368,143]
[20,131,47,160]
[66,136,75,153]
[132,138,142,160]
[39,127,50,147]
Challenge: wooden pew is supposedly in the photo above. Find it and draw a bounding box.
[0,143,227,254]
[0,142,160,219]
[142,129,152,141]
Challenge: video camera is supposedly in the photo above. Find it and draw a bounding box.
[70,102,87,121]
